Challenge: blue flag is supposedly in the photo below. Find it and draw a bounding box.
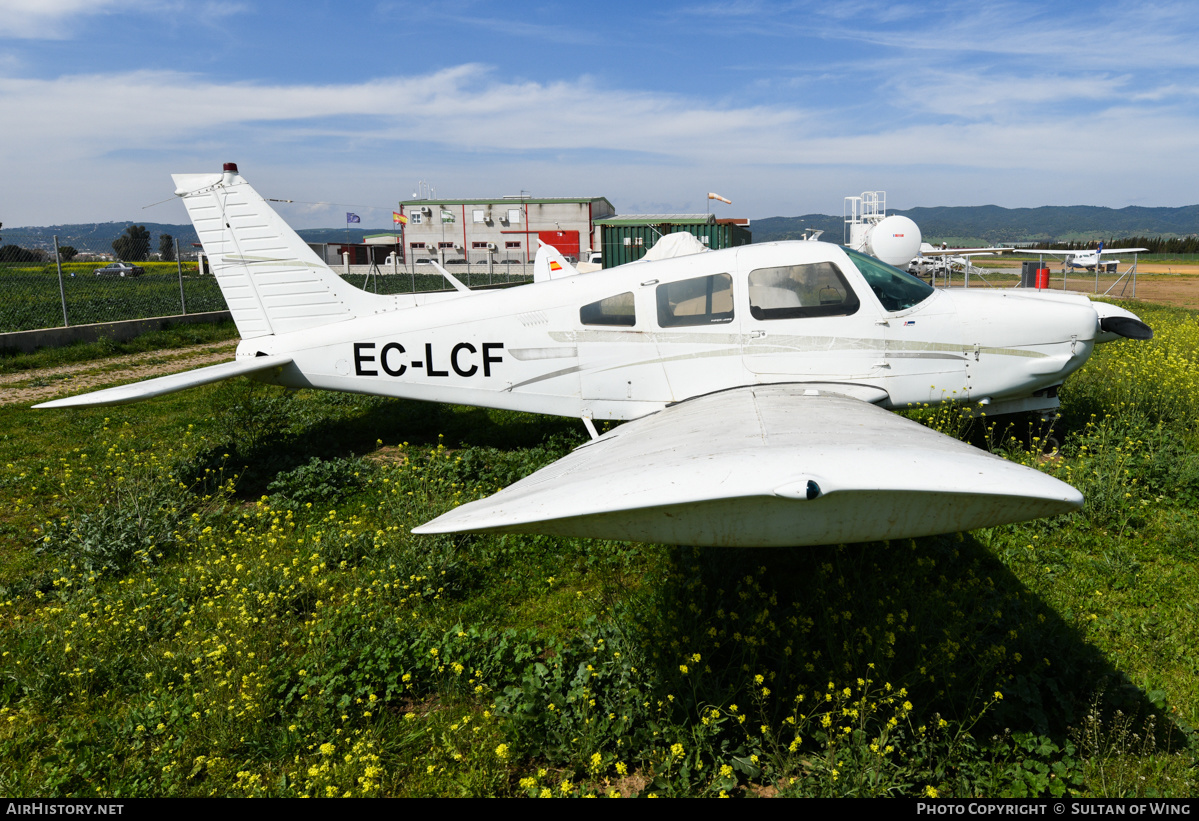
[346,212,361,224]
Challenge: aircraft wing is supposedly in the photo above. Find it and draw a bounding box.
[918,243,1011,255]
[33,356,293,408]
[414,384,1081,547]
[1020,248,1148,256]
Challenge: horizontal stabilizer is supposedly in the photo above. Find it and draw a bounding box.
[33,356,293,409]
[414,385,1082,547]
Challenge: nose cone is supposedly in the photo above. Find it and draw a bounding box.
[1094,302,1153,342]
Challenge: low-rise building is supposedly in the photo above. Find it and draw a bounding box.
[397,196,616,265]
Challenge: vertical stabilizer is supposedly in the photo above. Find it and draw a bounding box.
[533,240,580,282]
[172,163,392,339]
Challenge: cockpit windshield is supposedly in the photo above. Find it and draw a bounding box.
[843,248,935,313]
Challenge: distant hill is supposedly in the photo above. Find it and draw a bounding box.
[8,202,1199,254]
[753,204,1199,245]
[0,223,393,255]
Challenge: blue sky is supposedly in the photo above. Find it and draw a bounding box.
[2,0,1198,228]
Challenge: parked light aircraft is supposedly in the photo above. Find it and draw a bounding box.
[35,164,1154,547]
[907,242,1012,280]
[1023,242,1149,272]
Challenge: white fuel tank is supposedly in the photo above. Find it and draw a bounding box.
[862,215,921,268]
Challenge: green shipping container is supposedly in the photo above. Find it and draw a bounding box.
[595,215,751,268]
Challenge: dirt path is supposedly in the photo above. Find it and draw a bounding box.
[961,262,1199,309]
[0,340,239,407]
[1101,275,1199,309]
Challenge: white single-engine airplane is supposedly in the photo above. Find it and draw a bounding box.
[36,164,1154,547]
[1023,241,1149,272]
[907,242,1013,281]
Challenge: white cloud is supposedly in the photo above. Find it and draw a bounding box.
[0,0,245,39]
[2,59,1197,226]
[883,70,1134,117]
[0,0,143,39]
[0,66,810,161]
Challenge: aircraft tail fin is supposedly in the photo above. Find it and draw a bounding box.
[172,163,393,340]
[533,241,580,282]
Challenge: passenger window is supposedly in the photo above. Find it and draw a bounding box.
[656,273,734,327]
[580,292,636,326]
[748,262,859,320]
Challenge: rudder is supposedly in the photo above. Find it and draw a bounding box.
[173,163,391,340]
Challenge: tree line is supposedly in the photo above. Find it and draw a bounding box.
[0,226,175,264]
[1033,236,1199,254]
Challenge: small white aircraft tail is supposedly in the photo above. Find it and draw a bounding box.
[532,241,580,283]
[173,163,394,340]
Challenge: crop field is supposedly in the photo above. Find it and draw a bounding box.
[0,301,1197,797]
[0,263,225,332]
[0,262,531,334]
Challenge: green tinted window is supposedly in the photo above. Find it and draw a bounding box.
[843,248,934,312]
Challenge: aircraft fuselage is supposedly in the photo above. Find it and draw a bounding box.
[240,241,1100,421]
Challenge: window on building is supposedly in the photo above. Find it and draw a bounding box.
[410,211,423,225]
[409,242,426,249]
[656,274,734,327]
[580,292,635,327]
[748,262,860,320]
[438,242,454,249]
[507,209,522,224]
[473,209,487,223]
[472,241,489,249]
[505,241,521,249]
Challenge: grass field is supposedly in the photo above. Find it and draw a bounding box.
[0,301,1196,797]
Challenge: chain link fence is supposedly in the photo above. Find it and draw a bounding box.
[1,258,226,333]
[1,244,533,334]
[339,258,533,296]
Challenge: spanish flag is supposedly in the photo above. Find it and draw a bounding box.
[549,260,562,272]
[393,212,408,225]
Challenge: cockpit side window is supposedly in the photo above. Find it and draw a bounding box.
[748,262,860,320]
[843,248,934,312]
[656,273,734,327]
[580,292,636,326]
